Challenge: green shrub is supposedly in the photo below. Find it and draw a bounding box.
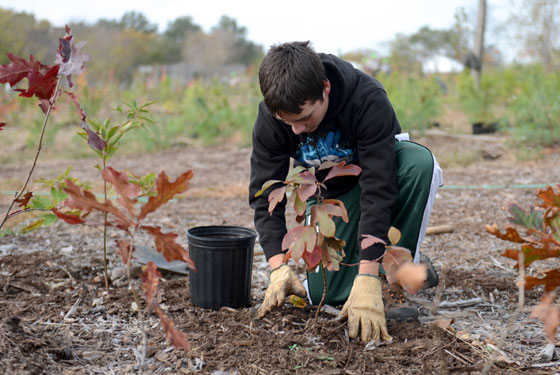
[457,70,502,125]
[507,65,560,146]
[380,73,442,132]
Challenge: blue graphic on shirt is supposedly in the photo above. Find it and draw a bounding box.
[294,131,357,167]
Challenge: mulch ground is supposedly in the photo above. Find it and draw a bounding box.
[1,135,559,374]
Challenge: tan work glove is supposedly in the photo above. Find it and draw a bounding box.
[257,264,307,318]
[338,274,392,342]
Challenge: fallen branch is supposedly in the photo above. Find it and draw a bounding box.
[524,361,560,369]
[426,224,454,235]
[439,298,483,308]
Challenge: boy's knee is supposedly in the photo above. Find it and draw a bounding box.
[397,142,434,179]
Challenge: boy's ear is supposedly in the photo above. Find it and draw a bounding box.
[324,79,331,95]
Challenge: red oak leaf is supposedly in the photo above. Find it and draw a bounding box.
[52,208,85,225]
[530,292,560,343]
[14,191,33,208]
[293,192,306,217]
[140,261,161,308]
[14,65,59,100]
[361,234,386,250]
[281,226,317,262]
[537,185,560,208]
[101,167,141,216]
[140,225,195,269]
[64,91,106,151]
[525,269,560,292]
[302,244,323,270]
[321,199,349,222]
[0,53,46,87]
[63,179,132,231]
[55,25,91,87]
[502,244,560,269]
[297,180,317,202]
[0,122,5,131]
[267,186,286,213]
[155,307,190,351]
[138,170,193,220]
[313,205,336,237]
[485,224,527,243]
[323,161,362,182]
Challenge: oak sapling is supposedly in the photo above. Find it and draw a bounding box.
[75,99,155,290]
[256,161,360,320]
[0,26,195,357]
[0,25,101,232]
[55,166,195,352]
[257,161,429,322]
[486,184,560,344]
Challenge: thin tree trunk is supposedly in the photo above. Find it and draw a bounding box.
[472,0,487,89]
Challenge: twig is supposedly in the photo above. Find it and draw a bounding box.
[102,158,110,292]
[438,297,483,308]
[0,76,63,231]
[62,297,83,322]
[489,256,515,273]
[442,326,487,357]
[525,361,560,369]
[7,281,40,294]
[124,230,149,375]
[4,208,51,220]
[481,252,525,374]
[47,261,74,288]
[425,224,454,235]
[431,265,447,315]
[2,271,17,293]
[444,349,469,365]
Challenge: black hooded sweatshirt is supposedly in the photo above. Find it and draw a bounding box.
[249,53,401,262]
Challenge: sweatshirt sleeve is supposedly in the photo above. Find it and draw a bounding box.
[354,88,400,261]
[248,102,292,260]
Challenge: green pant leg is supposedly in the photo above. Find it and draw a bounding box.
[307,141,436,306]
[391,141,436,260]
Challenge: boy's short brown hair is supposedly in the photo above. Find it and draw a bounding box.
[258,41,327,115]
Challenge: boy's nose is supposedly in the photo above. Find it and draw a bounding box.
[290,123,305,134]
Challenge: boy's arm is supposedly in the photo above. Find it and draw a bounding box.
[354,88,400,262]
[248,103,292,261]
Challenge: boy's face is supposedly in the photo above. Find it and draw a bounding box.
[276,80,331,135]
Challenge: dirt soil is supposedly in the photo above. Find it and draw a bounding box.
[1,134,560,375]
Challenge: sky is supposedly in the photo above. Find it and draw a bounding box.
[0,0,506,55]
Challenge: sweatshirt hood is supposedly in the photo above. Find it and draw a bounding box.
[319,53,358,120]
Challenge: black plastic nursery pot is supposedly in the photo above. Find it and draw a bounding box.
[186,225,256,309]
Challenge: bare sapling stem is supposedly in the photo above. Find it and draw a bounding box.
[314,263,328,325]
[139,320,148,375]
[0,76,63,231]
[102,157,109,292]
[125,231,142,312]
[124,229,149,375]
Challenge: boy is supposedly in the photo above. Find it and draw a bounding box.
[249,41,443,342]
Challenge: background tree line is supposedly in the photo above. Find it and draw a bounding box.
[0,1,559,158]
[2,1,559,84]
[0,8,264,83]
